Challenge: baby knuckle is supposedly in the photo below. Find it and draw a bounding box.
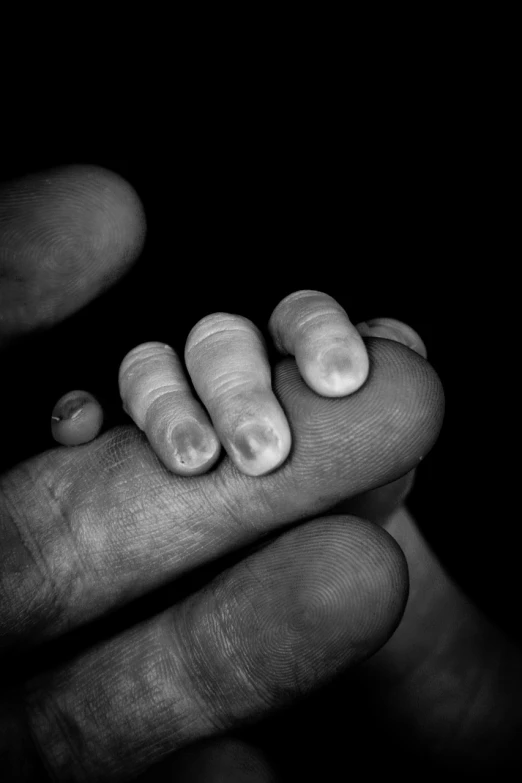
[296,303,346,331]
[186,313,259,353]
[208,370,261,399]
[119,342,174,384]
[275,289,326,310]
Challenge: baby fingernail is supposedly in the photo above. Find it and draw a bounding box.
[171,422,218,469]
[52,392,91,421]
[232,422,285,476]
[358,319,427,359]
[51,391,104,446]
[319,347,364,394]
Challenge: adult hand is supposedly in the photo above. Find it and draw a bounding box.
[0,165,443,781]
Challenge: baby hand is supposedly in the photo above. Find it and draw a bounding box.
[51,290,425,477]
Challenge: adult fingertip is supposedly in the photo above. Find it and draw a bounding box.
[47,163,147,287]
[206,516,409,704]
[296,517,409,658]
[0,164,147,343]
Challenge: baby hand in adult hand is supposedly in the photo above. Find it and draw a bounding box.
[0,165,443,781]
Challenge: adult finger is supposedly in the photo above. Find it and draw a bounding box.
[336,318,428,524]
[0,337,444,650]
[17,516,407,782]
[268,290,369,396]
[0,164,146,348]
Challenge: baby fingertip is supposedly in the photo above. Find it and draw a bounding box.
[357,319,428,359]
[51,390,104,446]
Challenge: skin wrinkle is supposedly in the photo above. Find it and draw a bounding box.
[207,457,299,540]
[291,307,348,334]
[0,468,80,642]
[198,593,275,720]
[81,469,209,579]
[215,401,281,440]
[33,467,94,588]
[269,294,359,365]
[189,325,263,350]
[161,613,227,742]
[186,315,264,351]
[179,585,281,721]
[18,440,171,608]
[30,699,83,782]
[204,373,268,398]
[27,619,215,779]
[188,521,389,714]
